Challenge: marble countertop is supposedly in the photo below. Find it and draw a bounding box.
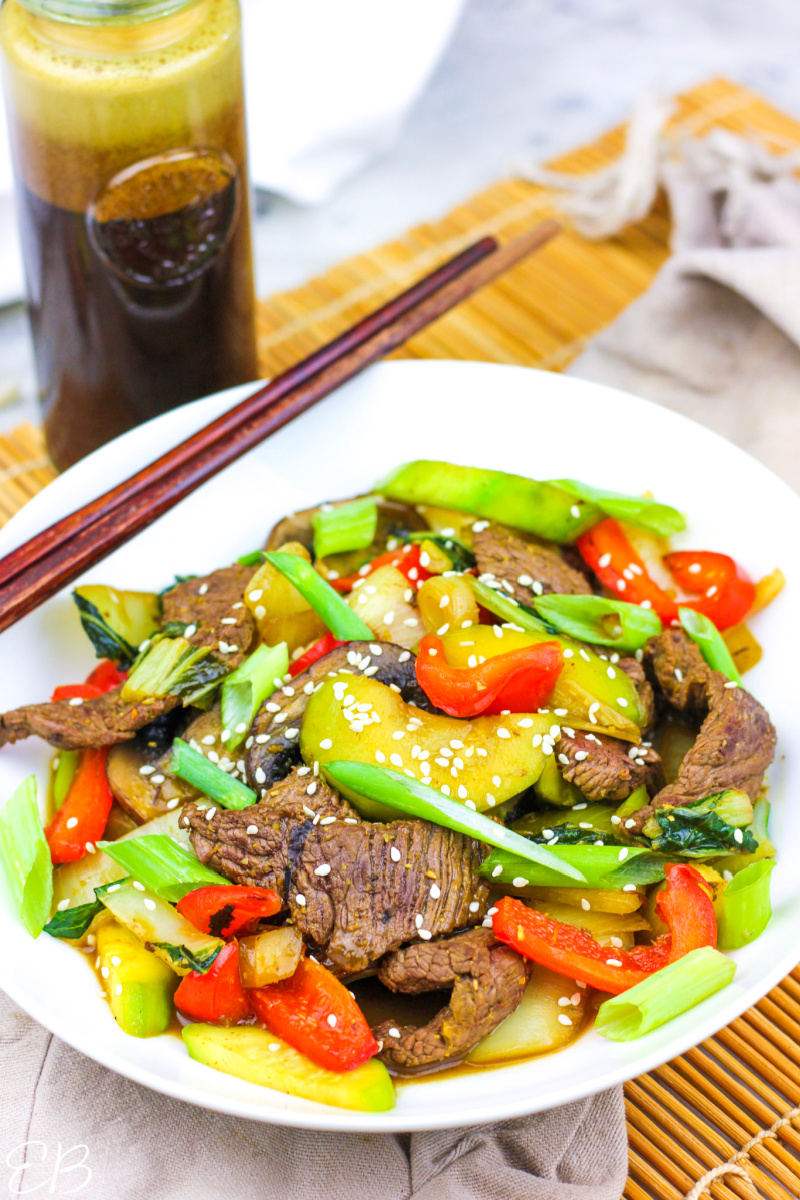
[2,0,800,435]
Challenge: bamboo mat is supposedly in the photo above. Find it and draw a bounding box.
[0,76,799,1200]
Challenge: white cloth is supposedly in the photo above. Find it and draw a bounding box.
[0,0,464,305]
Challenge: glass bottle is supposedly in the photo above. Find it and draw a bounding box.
[0,0,258,469]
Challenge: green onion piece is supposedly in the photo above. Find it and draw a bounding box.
[716,860,775,950]
[0,776,53,938]
[52,750,79,811]
[313,497,378,560]
[376,460,601,542]
[221,642,289,751]
[170,739,258,810]
[533,594,662,652]
[98,834,228,903]
[324,762,584,881]
[551,479,686,537]
[480,844,669,890]
[679,607,741,684]
[264,552,374,641]
[595,946,736,1041]
[467,577,548,633]
[44,895,104,940]
[122,636,228,705]
[238,550,267,568]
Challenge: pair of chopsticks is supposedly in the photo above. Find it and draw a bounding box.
[0,219,560,636]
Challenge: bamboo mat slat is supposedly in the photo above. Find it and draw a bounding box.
[0,76,798,1200]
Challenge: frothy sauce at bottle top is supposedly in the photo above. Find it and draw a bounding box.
[0,0,245,210]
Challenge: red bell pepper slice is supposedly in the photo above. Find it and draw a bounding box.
[663,551,755,631]
[249,956,379,1072]
[51,660,127,702]
[177,885,282,939]
[288,632,349,678]
[174,940,253,1024]
[415,634,563,718]
[44,748,115,863]
[492,862,717,994]
[330,543,432,593]
[577,518,679,624]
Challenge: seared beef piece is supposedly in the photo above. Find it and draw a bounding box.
[555,728,663,802]
[293,820,489,974]
[0,689,178,751]
[245,641,438,789]
[628,629,777,833]
[266,498,426,554]
[618,656,657,732]
[473,522,592,604]
[162,564,257,671]
[373,929,532,1070]
[185,770,357,900]
[185,772,489,973]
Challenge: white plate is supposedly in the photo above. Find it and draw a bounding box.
[0,360,794,1133]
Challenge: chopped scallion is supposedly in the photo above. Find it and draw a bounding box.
[264,552,374,641]
[0,776,53,938]
[533,594,662,652]
[52,750,79,811]
[324,762,584,881]
[679,607,741,684]
[715,859,775,950]
[170,739,258,810]
[313,497,378,560]
[480,844,669,890]
[98,834,228,903]
[595,946,736,1041]
[551,479,685,537]
[221,642,289,750]
[466,577,547,633]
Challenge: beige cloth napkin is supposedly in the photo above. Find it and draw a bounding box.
[563,125,800,493]
[0,988,627,1198]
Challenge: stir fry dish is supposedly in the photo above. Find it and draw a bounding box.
[0,462,783,1112]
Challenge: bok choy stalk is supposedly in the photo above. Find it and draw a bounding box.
[122,636,228,706]
[221,642,289,751]
[98,834,228,903]
[376,461,601,542]
[595,946,736,1041]
[312,497,378,560]
[96,877,223,974]
[324,762,584,880]
[264,552,374,641]
[533,594,662,653]
[715,860,775,950]
[0,777,52,937]
[550,479,685,537]
[480,844,670,891]
[170,739,258,810]
[679,607,741,684]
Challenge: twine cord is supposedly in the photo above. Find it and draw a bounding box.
[682,1104,800,1200]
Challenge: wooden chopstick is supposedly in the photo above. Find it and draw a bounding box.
[0,235,498,592]
[0,219,560,635]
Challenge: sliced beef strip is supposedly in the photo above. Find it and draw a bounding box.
[0,689,178,751]
[555,728,663,802]
[628,629,777,833]
[184,769,356,901]
[185,772,489,973]
[162,564,257,670]
[473,522,592,604]
[293,820,489,974]
[245,641,438,789]
[373,928,532,1070]
[618,655,657,732]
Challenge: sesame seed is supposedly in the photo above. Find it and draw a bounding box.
[319,738,333,750]
[497,727,511,739]
[57,898,70,911]
[388,1027,401,1038]
[574,750,588,761]
[398,651,411,663]
[184,623,197,638]
[66,817,78,829]
[150,774,165,785]
[115,983,124,996]
[618,848,629,861]
[295,894,306,906]
[724,680,739,689]
[307,782,317,796]
[492,865,503,878]
[512,876,528,887]
[605,959,623,968]
[390,753,403,767]
[375,750,386,763]
[558,996,571,1007]
[143,898,157,911]
[248,589,263,602]
[392,731,405,741]
[107,884,121,894]
[314,864,331,876]
[570,505,581,519]
[623,884,638,892]
[390,847,401,862]
[440,785,451,796]
[542,829,554,840]
[469,901,480,913]
[610,936,623,948]
[430,884,441,899]
[581,898,591,911]
[734,828,744,843]
[558,753,569,766]
[598,553,612,568]
[418,930,432,940]
[558,1013,573,1026]
[246,824,259,835]
[326,1013,337,1028]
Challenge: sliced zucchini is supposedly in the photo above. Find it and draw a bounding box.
[183,1024,395,1112]
[96,878,223,975]
[96,919,177,1037]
